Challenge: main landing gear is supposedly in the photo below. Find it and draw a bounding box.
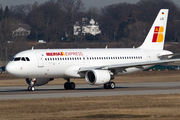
[104,82,115,89]
[64,78,76,90]
[63,78,115,90]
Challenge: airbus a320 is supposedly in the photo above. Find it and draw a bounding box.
[6,9,180,91]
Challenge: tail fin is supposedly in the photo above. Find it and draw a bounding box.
[139,9,169,50]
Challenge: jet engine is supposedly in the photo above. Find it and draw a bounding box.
[85,70,114,85]
[26,78,54,86]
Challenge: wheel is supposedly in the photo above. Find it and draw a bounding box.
[69,82,75,90]
[109,82,115,89]
[64,82,76,90]
[104,83,110,89]
[31,86,35,91]
[28,86,31,91]
[64,82,70,90]
[28,86,35,91]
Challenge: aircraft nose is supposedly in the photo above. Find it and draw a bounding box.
[6,63,15,75]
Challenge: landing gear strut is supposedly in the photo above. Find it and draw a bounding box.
[27,78,36,91]
[64,78,76,90]
[104,82,115,89]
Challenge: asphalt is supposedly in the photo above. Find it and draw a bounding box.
[0,82,180,100]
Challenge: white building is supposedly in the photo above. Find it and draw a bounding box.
[74,18,101,36]
[12,23,31,38]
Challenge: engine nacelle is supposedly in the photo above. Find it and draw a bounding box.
[26,78,54,86]
[85,70,113,85]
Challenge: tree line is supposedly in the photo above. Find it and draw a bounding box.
[0,0,179,43]
[0,0,180,64]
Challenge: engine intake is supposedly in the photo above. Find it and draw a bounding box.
[85,70,114,85]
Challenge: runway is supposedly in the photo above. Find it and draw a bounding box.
[0,82,180,100]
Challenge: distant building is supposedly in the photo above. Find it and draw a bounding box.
[12,23,31,38]
[74,17,101,36]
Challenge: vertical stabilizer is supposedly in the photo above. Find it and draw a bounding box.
[139,9,169,50]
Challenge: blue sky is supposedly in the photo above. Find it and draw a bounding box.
[0,0,180,9]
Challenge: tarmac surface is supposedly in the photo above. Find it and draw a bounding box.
[0,82,180,100]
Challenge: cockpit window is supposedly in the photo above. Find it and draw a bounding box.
[11,57,15,61]
[13,57,30,61]
[14,57,21,61]
[26,57,30,61]
[21,57,26,61]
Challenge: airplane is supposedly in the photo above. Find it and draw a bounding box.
[5,9,180,91]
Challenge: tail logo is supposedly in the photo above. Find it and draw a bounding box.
[152,26,164,43]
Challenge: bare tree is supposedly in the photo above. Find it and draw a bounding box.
[57,0,85,39]
[10,4,32,23]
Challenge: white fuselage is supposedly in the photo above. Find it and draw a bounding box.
[6,48,172,78]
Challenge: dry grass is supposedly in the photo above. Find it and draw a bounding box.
[1,71,180,120]
[0,94,180,120]
[0,71,180,87]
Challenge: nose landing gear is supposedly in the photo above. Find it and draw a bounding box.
[27,78,36,91]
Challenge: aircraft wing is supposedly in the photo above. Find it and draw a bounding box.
[79,58,180,72]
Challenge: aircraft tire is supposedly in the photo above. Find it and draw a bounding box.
[28,86,35,91]
[109,82,115,89]
[104,83,110,89]
[64,82,70,90]
[69,82,75,90]
[28,86,31,91]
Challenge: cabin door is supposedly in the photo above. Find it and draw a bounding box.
[35,53,44,68]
